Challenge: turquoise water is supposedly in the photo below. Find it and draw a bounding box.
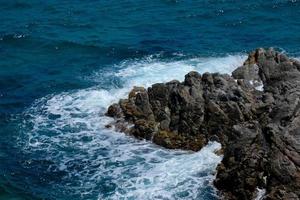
[0,1,300,199]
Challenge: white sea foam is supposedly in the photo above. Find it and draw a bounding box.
[21,54,245,199]
[255,188,266,200]
[107,142,222,200]
[255,84,264,91]
[249,80,264,91]
[114,54,246,88]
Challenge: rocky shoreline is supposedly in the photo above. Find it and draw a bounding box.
[105,48,300,200]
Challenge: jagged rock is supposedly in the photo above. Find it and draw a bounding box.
[216,48,300,200]
[105,48,300,200]
[106,71,255,151]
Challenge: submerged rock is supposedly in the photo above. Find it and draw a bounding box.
[106,48,300,200]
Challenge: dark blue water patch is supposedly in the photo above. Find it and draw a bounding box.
[1,0,300,54]
[0,35,151,114]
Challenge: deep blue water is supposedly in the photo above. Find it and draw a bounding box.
[0,1,300,200]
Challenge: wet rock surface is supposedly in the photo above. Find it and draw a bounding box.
[106,48,300,200]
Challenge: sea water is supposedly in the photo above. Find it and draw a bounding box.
[0,1,300,199]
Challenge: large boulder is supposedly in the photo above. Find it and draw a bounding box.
[106,48,300,200]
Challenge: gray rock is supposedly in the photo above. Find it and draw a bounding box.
[105,48,300,200]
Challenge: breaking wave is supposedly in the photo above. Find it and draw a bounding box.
[20,54,245,200]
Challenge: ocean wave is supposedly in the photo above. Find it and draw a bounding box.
[90,53,247,88]
[19,54,245,199]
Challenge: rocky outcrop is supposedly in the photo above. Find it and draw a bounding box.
[105,48,300,200]
[106,72,256,151]
[215,48,300,200]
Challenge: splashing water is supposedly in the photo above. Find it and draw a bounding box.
[19,54,245,200]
